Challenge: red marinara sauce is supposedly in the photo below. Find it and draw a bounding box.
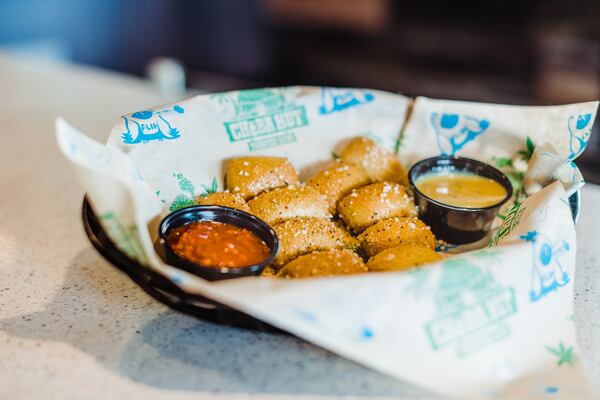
[166,221,270,268]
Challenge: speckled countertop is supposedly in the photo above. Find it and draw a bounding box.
[0,53,599,400]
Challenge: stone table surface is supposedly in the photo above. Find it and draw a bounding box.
[0,52,599,400]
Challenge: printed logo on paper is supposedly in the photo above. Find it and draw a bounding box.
[100,212,147,264]
[545,341,576,367]
[318,87,374,115]
[212,89,308,151]
[168,173,219,212]
[424,257,517,358]
[489,202,526,246]
[519,231,570,302]
[568,113,593,160]
[430,113,490,156]
[121,105,185,144]
[537,152,583,188]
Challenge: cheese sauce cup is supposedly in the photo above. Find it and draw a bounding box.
[157,205,279,281]
[408,156,513,245]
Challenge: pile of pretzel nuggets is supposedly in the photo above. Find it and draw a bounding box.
[195,137,441,278]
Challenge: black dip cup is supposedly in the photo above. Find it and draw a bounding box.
[157,205,279,281]
[408,156,513,245]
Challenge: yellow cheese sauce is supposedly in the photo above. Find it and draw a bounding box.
[415,171,508,208]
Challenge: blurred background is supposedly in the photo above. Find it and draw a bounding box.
[1,0,599,181]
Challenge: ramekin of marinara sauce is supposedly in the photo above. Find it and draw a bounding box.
[157,205,278,281]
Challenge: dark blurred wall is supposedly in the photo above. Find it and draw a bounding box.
[0,0,124,66]
[0,0,267,77]
[1,0,599,180]
[1,0,597,102]
[180,1,268,78]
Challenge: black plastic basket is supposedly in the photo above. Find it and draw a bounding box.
[82,191,580,332]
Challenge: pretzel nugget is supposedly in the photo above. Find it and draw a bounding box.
[358,217,435,257]
[248,185,330,225]
[226,156,299,200]
[339,137,408,185]
[306,160,370,214]
[195,192,251,213]
[278,249,367,279]
[272,217,359,267]
[338,182,417,233]
[366,244,441,272]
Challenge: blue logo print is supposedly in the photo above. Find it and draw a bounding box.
[520,231,570,302]
[430,113,490,156]
[318,87,374,115]
[568,113,592,159]
[121,105,184,144]
[539,152,582,186]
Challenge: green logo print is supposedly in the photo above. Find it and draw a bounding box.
[404,267,433,299]
[424,258,517,358]
[212,89,308,151]
[169,173,218,212]
[100,212,147,264]
[489,202,526,246]
[545,342,576,366]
